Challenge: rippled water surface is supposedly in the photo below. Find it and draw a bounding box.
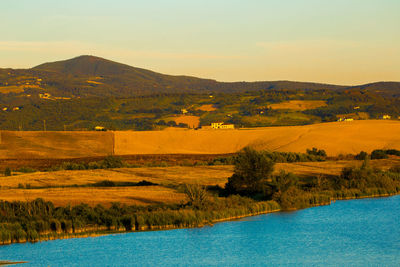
[1,195,400,266]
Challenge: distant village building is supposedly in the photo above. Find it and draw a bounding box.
[210,122,234,129]
[382,115,391,120]
[39,93,51,99]
[94,126,106,131]
[337,118,354,122]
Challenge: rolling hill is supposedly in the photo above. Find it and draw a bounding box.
[1,120,400,158]
[4,55,395,98]
[0,55,398,131]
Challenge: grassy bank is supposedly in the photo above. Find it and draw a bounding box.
[1,190,399,246]
[1,148,399,246]
[0,196,280,245]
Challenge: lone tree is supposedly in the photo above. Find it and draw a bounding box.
[4,167,11,177]
[183,184,208,209]
[225,147,275,196]
[355,151,368,160]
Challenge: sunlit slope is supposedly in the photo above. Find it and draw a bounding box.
[0,120,399,158]
[0,131,113,158]
[115,120,400,156]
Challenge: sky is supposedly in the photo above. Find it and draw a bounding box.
[1,0,399,85]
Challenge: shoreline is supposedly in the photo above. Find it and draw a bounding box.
[1,192,398,247]
[0,261,28,266]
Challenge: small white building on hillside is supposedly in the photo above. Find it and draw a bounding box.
[94,126,106,131]
[211,122,234,129]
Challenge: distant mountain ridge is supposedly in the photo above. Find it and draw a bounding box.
[0,55,399,97]
[33,55,198,80]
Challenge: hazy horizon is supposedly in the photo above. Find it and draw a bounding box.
[1,0,399,85]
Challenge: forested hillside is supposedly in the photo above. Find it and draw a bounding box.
[0,55,398,130]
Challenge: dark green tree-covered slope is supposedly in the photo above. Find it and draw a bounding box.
[0,55,353,97]
[0,55,398,131]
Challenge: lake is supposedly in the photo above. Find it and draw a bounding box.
[1,195,399,266]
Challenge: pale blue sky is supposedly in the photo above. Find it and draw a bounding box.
[1,0,399,84]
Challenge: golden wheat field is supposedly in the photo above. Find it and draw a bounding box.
[0,131,113,159]
[1,158,399,207]
[0,187,185,207]
[0,120,399,158]
[115,120,400,156]
[0,166,233,189]
[0,166,232,207]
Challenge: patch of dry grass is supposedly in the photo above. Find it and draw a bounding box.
[268,100,327,111]
[1,159,398,207]
[171,115,200,128]
[0,131,113,159]
[0,166,233,188]
[275,158,400,176]
[0,186,184,207]
[196,104,216,112]
[0,165,230,207]
[0,86,25,94]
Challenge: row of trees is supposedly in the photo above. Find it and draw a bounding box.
[225,148,400,209]
[355,149,400,160]
[3,150,326,175]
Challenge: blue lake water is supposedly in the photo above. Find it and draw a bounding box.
[1,195,400,266]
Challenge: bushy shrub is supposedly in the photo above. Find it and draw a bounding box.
[355,151,368,160]
[225,147,274,196]
[4,167,11,176]
[101,156,124,168]
[93,180,116,187]
[121,216,135,231]
[371,150,388,159]
[386,149,400,156]
[306,147,327,157]
[61,162,86,170]
[50,219,61,232]
[370,149,400,159]
[17,167,37,173]
[184,184,209,209]
[26,229,39,242]
[389,166,400,173]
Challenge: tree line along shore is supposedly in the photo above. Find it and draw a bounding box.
[1,148,400,245]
